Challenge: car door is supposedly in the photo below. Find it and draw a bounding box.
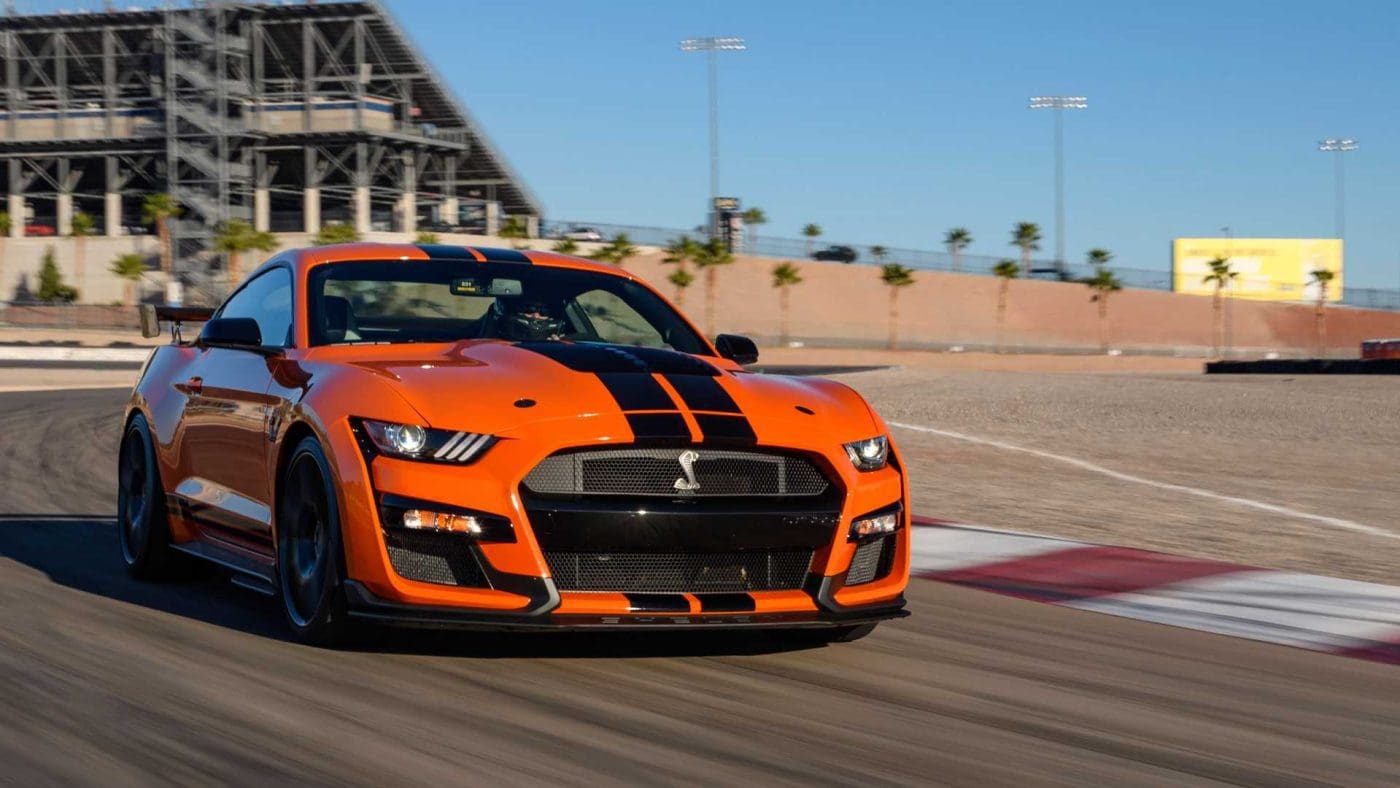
[175,267,293,553]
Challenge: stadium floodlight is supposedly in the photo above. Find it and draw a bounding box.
[681,36,747,237]
[1318,138,1358,240]
[1028,96,1088,271]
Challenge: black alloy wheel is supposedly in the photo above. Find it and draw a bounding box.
[276,436,351,646]
[117,415,178,579]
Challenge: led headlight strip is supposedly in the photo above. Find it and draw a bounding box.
[358,418,497,464]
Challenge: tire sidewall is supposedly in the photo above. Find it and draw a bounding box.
[117,414,165,574]
[276,436,348,644]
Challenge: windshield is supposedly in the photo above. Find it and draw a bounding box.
[307,260,710,354]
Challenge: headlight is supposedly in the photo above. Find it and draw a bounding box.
[843,435,889,471]
[359,419,497,464]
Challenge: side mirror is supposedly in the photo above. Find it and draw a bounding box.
[198,317,265,352]
[715,333,759,365]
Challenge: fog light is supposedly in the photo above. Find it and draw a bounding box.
[850,509,901,540]
[402,508,483,536]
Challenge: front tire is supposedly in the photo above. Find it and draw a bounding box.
[276,436,352,646]
[117,415,179,580]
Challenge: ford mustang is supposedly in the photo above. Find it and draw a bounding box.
[120,243,910,645]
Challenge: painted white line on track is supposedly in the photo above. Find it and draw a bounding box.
[0,384,134,393]
[889,420,1398,541]
[0,346,151,362]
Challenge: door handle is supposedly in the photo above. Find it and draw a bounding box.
[186,376,204,396]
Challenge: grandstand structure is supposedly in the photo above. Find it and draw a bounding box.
[0,0,540,280]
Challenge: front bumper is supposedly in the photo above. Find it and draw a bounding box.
[343,579,909,631]
[337,421,913,623]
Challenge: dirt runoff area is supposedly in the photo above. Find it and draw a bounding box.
[768,348,1400,584]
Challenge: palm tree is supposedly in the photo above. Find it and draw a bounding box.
[771,262,803,345]
[587,233,638,266]
[551,238,579,255]
[802,223,822,256]
[110,252,146,306]
[498,216,529,249]
[879,263,915,350]
[1086,248,1113,267]
[141,193,181,274]
[213,219,279,290]
[1201,256,1238,358]
[992,259,1020,353]
[662,235,701,305]
[944,227,972,272]
[694,237,735,335]
[314,222,361,245]
[1010,222,1041,277]
[415,230,440,244]
[742,207,767,252]
[667,268,695,306]
[1085,266,1123,353]
[607,233,637,266]
[1310,268,1336,357]
[70,210,95,291]
[871,245,889,265]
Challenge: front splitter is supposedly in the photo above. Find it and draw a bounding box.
[343,580,908,632]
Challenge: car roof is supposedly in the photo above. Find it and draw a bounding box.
[261,242,630,279]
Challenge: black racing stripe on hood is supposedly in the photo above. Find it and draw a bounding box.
[597,372,676,411]
[664,374,741,414]
[624,593,690,612]
[516,342,649,373]
[625,413,691,443]
[697,593,756,612]
[515,342,719,376]
[694,413,757,444]
[472,246,532,263]
[415,244,478,259]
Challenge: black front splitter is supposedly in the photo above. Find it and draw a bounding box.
[343,580,908,632]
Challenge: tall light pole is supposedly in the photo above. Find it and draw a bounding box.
[681,36,746,238]
[1317,138,1357,240]
[1029,96,1087,271]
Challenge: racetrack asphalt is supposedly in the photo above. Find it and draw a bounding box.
[1,388,1397,785]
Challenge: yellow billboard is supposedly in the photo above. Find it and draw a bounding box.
[1172,238,1343,302]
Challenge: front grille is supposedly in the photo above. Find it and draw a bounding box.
[384,529,489,587]
[523,448,829,497]
[846,535,897,586]
[544,550,813,593]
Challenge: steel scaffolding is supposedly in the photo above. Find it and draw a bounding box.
[0,0,541,289]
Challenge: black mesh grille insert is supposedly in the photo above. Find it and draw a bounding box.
[544,550,813,593]
[524,448,829,497]
[846,535,898,586]
[384,529,489,587]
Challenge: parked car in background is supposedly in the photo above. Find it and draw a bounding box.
[563,226,604,242]
[25,223,56,237]
[812,245,858,264]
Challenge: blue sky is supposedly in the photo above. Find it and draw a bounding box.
[392,0,1400,288]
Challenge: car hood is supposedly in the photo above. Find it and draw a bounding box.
[309,340,879,443]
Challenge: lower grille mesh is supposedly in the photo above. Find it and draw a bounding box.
[384,529,489,587]
[846,535,897,586]
[544,550,813,593]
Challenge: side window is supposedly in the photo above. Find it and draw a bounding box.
[571,289,666,348]
[219,268,293,347]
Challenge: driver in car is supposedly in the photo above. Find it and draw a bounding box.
[482,297,569,341]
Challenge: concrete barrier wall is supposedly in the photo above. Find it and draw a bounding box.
[7,232,1400,356]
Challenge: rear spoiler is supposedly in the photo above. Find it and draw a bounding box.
[139,304,215,341]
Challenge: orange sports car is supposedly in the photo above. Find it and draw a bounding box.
[120,243,910,645]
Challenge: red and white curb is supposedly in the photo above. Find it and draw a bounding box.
[910,517,1400,665]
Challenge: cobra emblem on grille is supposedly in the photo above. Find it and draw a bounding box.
[673,449,702,493]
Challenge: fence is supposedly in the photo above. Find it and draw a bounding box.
[540,219,1397,311]
[0,302,142,331]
